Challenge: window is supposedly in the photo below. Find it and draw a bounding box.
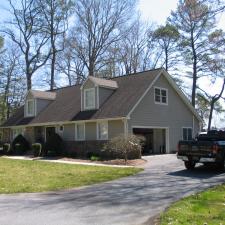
[13,128,24,139]
[84,88,95,110]
[75,123,85,141]
[26,99,35,116]
[183,128,192,141]
[154,87,168,105]
[97,121,108,140]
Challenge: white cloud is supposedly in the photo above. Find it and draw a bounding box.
[138,0,178,24]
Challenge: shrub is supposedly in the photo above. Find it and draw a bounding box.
[3,143,11,155]
[12,134,30,155]
[103,134,145,164]
[43,133,64,156]
[32,143,42,157]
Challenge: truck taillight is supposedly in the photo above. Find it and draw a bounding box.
[212,144,218,154]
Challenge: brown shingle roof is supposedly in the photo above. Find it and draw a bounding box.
[1,69,162,127]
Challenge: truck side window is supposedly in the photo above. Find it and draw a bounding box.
[183,128,192,141]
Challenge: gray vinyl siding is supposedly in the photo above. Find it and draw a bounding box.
[85,122,96,140]
[128,74,200,152]
[99,87,114,107]
[83,79,95,89]
[36,99,52,115]
[61,124,75,141]
[108,120,124,138]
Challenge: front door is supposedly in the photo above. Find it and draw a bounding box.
[45,127,56,140]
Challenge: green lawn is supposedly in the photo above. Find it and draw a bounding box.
[0,158,142,193]
[160,184,225,225]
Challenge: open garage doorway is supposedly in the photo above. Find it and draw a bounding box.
[133,127,169,155]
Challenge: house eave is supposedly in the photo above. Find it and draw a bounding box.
[0,116,127,129]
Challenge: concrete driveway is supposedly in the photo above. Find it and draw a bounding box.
[0,154,224,225]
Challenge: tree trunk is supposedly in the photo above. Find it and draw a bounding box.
[165,47,168,71]
[50,2,56,91]
[191,30,197,108]
[27,75,32,90]
[207,100,215,131]
[50,51,56,90]
[89,61,95,76]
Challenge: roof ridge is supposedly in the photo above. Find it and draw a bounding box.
[43,68,164,92]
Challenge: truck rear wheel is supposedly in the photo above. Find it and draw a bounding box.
[184,161,195,170]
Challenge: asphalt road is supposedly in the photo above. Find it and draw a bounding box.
[0,154,225,225]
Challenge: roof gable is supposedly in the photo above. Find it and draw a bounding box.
[81,76,118,90]
[27,90,56,100]
[127,69,202,122]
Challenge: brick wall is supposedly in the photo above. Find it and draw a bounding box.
[2,128,11,142]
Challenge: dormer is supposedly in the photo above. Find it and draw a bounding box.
[80,76,118,111]
[24,90,56,117]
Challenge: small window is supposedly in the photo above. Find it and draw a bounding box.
[75,123,85,141]
[97,121,108,140]
[26,99,35,116]
[183,128,192,141]
[84,88,95,110]
[154,87,168,105]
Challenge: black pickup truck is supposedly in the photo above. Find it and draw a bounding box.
[177,130,225,170]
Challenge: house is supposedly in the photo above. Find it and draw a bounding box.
[0,68,202,156]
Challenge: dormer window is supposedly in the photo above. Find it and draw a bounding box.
[84,88,95,110]
[26,99,35,117]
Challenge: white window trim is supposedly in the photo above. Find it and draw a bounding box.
[84,88,95,110]
[97,121,108,140]
[75,123,85,141]
[26,99,36,117]
[182,127,193,141]
[154,86,168,105]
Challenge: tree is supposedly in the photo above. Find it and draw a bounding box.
[196,92,224,128]
[168,0,225,107]
[0,44,25,122]
[2,0,51,90]
[70,0,136,77]
[153,23,180,72]
[37,0,72,90]
[117,18,149,75]
[56,38,86,85]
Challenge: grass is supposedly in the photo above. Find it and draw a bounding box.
[0,157,142,194]
[160,184,225,225]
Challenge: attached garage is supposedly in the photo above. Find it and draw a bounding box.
[133,127,169,155]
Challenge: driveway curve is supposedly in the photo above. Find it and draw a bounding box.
[0,154,225,225]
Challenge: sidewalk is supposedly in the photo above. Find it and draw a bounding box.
[2,155,135,168]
